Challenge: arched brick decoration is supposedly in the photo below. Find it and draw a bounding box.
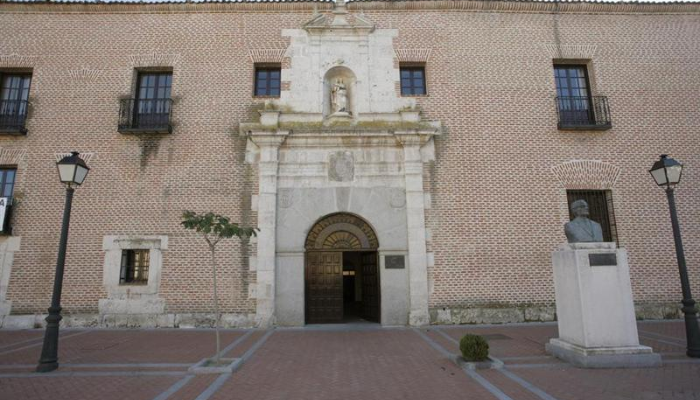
[551,160,621,190]
[0,54,38,68]
[68,68,103,82]
[305,213,379,251]
[128,52,180,68]
[54,152,95,165]
[394,49,432,63]
[0,149,26,166]
[248,49,286,64]
[542,44,597,59]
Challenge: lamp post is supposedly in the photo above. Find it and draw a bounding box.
[36,152,90,373]
[649,154,700,358]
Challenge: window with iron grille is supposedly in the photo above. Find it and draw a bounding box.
[254,66,281,97]
[119,249,150,284]
[135,72,172,125]
[554,65,593,124]
[400,66,426,96]
[0,73,31,132]
[566,190,618,243]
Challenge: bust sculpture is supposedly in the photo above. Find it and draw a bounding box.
[331,78,349,115]
[565,199,604,243]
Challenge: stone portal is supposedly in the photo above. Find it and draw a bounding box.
[241,1,441,327]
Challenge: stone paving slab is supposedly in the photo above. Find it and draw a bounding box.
[514,363,700,400]
[0,330,246,365]
[0,375,181,400]
[209,329,498,400]
[0,321,698,400]
[0,329,44,349]
[439,323,558,358]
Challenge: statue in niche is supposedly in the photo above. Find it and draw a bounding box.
[565,199,604,243]
[331,78,349,115]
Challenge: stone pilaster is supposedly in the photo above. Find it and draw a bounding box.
[396,132,432,326]
[0,236,20,327]
[249,131,288,327]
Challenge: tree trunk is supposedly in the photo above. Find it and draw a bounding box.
[210,244,221,364]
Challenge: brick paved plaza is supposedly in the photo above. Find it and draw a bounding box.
[0,320,698,400]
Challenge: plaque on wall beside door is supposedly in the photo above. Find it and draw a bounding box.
[385,255,405,269]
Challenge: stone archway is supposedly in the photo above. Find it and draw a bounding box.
[304,213,380,323]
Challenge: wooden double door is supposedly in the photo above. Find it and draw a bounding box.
[305,251,379,324]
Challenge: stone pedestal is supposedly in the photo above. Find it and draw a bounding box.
[546,242,661,368]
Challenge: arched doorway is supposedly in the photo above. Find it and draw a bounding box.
[305,213,380,324]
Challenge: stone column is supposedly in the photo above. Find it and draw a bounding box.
[249,131,287,327]
[396,132,430,326]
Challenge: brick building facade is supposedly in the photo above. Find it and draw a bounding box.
[0,0,698,328]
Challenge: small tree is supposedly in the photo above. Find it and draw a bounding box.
[181,211,257,365]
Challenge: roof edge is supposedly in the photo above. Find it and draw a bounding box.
[1,0,699,13]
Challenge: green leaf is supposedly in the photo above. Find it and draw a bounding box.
[182,210,258,241]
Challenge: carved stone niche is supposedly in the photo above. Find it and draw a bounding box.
[324,66,356,123]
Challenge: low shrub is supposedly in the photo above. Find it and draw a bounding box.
[459,334,489,361]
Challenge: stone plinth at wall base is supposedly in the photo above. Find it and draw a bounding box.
[188,357,242,374]
[546,338,662,368]
[98,298,166,315]
[102,313,176,328]
[635,303,683,320]
[0,313,257,329]
[430,305,556,325]
[451,355,504,370]
[3,314,46,329]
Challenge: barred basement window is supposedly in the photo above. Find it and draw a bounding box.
[566,190,618,243]
[119,249,150,284]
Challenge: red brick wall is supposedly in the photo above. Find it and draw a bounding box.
[0,1,698,317]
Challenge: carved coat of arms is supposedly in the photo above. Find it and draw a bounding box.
[329,151,354,182]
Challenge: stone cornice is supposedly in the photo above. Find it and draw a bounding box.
[245,130,289,147]
[1,1,699,14]
[350,0,700,14]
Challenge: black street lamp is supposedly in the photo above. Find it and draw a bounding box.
[36,152,90,373]
[649,154,700,358]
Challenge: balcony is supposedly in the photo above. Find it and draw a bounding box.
[0,100,29,135]
[118,98,173,134]
[555,96,612,131]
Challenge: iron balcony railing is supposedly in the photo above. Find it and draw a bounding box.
[0,100,29,134]
[555,96,612,130]
[118,98,173,134]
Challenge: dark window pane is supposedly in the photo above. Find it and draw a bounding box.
[0,169,16,199]
[255,66,281,97]
[120,249,150,284]
[400,66,426,96]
